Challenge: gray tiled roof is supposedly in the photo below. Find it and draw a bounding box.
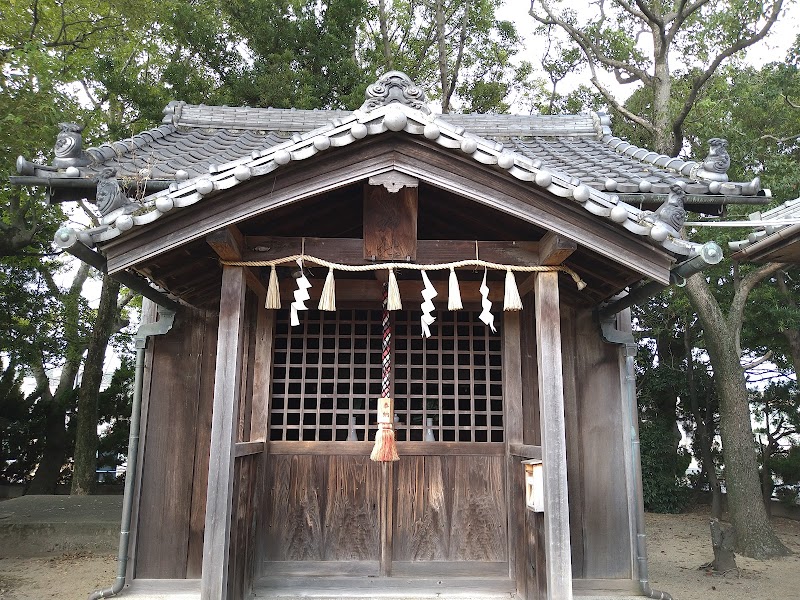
[729,198,800,251]
[69,103,760,203]
[24,96,765,257]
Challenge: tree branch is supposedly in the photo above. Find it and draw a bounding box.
[729,262,788,334]
[531,0,654,85]
[742,350,773,370]
[671,0,784,150]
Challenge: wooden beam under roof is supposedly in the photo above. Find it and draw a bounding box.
[538,232,577,266]
[243,237,539,266]
[206,225,267,300]
[101,139,673,285]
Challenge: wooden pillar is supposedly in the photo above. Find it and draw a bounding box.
[534,272,573,600]
[201,266,247,600]
[503,312,524,584]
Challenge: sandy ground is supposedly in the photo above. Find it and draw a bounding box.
[0,507,798,600]
[646,508,800,600]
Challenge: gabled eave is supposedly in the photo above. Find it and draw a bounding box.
[72,102,701,260]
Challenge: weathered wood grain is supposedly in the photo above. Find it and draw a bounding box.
[449,456,507,562]
[136,307,206,579]
[534,271,573,599]
[187,310,219,578]
[503,311,523,581]
[363,184,418,260]
[322,456,381,561]
[244,237,540,266]
[201,266,247,600]
[264,455,324,561]
[572,310,633,579]
[393,456,451,562]
[520,292,540,447]
[559,304,585,578]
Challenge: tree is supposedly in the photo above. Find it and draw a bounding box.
[366,0,528,113]
[684,266,790,557]
[529,2,793,557]
[752,382,800,513]
[529,0,785,156]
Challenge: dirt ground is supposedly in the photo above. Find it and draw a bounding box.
[0,507,798,600]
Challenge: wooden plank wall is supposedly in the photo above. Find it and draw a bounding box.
[261,455,382,563]
[227,291,261,600]
[519,298,634,595]
[392,455,507,565]
[135,306,218,579]
[561,306,633,580]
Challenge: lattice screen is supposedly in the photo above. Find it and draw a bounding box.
[269,309,503,442]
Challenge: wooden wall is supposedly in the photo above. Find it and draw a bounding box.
[517,297,635,596]
[133,305,218,579]
[259,454,507,573]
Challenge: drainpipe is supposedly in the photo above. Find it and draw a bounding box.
[88,305,176,599]
[601,316,673,600]
[598,241,723,321]
[597,243,724,600]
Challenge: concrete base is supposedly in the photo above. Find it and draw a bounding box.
[0,494,122,557]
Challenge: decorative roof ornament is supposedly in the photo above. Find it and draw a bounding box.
[52,123,90,168]
[640,183,687,240]
[95,168,140,226]
[361,71,430,114]
[693,138,730,182]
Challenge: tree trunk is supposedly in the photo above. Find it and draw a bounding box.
[27,395,71,494]
[650,32,673,155]
[685,330,723,518]
[72,276,121,495]
[685,273,788,558]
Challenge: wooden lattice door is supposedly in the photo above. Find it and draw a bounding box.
[261,308,508,578]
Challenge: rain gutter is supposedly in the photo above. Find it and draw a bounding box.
[600,316,674,600]
[597,241,726,600]
[54,227,180,312]
[597,241,723,321]
[88,305,177,599]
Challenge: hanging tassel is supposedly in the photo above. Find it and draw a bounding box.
[318,267,336,311]
[448,267,463,311]
[265,265,281,310]
[504,268,523,311]
[371,397,399,462]
[371,285,399,462]
[387,268,402,310]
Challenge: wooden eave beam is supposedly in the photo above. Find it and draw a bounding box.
[519,233,578,297]
[243,236,539,265]
[101,139,673,284]
[206,226,267,300]
[538,232,577,266]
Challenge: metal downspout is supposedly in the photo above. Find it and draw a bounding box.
[88,305,176,600]
[601,317,673,600]
[597,243,724,599]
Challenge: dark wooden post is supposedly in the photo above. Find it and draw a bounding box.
[534,271,573,600]
[201,266,247,600]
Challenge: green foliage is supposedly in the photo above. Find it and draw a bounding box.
[640,420,692,513]
[96,357,135,472]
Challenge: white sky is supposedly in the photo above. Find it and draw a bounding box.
[499,0,800,105]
